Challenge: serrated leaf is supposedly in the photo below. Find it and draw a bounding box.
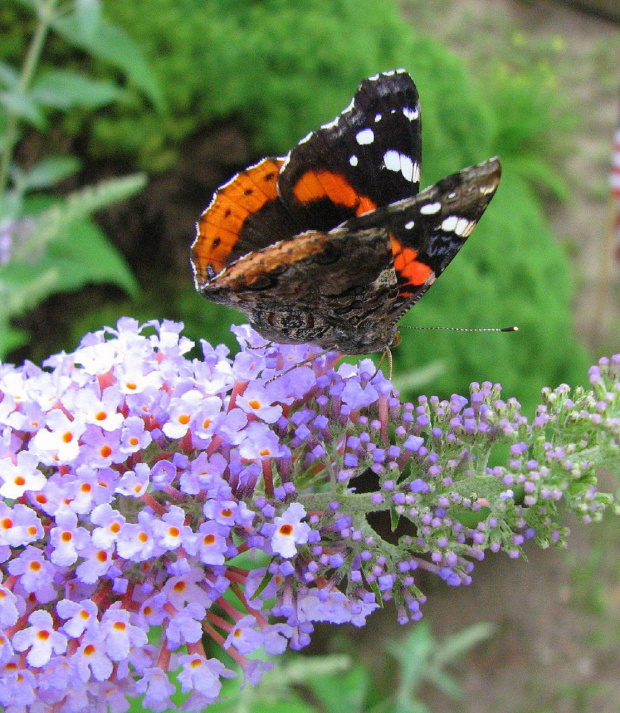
[32,70,124,110]
[21,156,82,190]
[2,217,139,304]
[51,14,165,111]
[12,173,147,261]
[0,90,46,128]
[44,218,139,298]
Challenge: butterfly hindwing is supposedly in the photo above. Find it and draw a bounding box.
[341,157,502,307]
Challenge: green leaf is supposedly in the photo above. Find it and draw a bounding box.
[390,700,431,713]
[390,506,400,532]
[32,70,125,110]
[0,90,46,128]
[0,190,23,222]
[0,262,60,323]
[44,217,140,297]
[0,216,139,313]
[0,62,20,89]
[393,360,446,391]
[0,318,29,359]
[10,0,37,11]
[307,665,367,713]
[51,14,165,111]
[12,173,147,262]
[432,622,496,668]
[507,155,570,202]
[75,0,103,42]
[21,156,82,190]
[387,623,433,689]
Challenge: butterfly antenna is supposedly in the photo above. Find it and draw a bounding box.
[400,326,519,333]
[247,340,273,350]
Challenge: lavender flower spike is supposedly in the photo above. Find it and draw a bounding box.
[0,319,618,710]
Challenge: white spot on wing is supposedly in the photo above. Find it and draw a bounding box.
[441,216,458,232]
[403,106,419,121]
[356,128,374,145]
[455,218,476,237]
[298,131,313,145]
[408,159,420,183]
[420,202,441,215]
[349,155,359,166]
[404,220,415,230]
[383,150,400,172]
[383,151,420,183]
[400,155,415,182]
[375,113,382,122]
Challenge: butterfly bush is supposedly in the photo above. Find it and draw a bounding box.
[0,318,618,711]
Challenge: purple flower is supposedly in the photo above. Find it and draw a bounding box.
[12,610,67,667]
[236,383,283,423]
[0,319,617,709]
[176,654,234,700]
[0,451,46,499]
[270,502,311,558]
[74,631,114,682]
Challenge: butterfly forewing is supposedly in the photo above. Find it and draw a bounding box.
[277,69,422,231]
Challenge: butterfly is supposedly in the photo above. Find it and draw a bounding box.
[191,69,501,354]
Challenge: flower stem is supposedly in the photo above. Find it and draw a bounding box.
[0,0,60,197]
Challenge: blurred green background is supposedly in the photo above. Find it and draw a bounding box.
[3,0,618,415]
[1,1,619,710]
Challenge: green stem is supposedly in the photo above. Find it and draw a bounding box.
[0,0,61,198]
[299,491,390,514]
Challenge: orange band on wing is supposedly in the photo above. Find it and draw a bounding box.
[390,235,433,296]
[293,170,376,216]
[192,158,284,282]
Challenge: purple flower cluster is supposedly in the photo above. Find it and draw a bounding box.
[0,319,618,711]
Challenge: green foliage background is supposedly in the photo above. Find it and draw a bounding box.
[3,0,589,411]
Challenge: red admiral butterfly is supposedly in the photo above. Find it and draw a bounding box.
[191,69,501,354]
